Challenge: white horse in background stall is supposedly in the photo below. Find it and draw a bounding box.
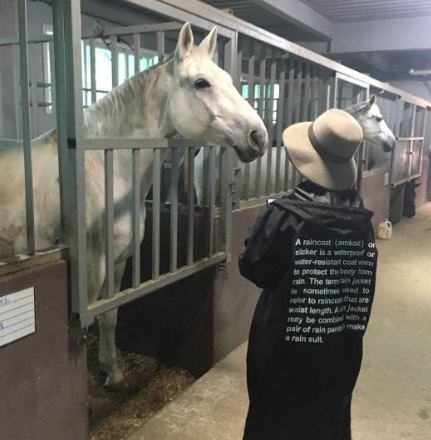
[0,23,268,389]
[193,94,397,204]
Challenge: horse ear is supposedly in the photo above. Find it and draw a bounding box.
[199,26,217,58]
[369,94,376,106]
[175,22,194,62]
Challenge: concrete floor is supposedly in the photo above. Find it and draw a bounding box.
[127,203,431,440]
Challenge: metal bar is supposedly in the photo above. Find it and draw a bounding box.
[152,148,161,279]
[222,37,235,259]
[82,252,227,327]
[266,49,277,195]
[275,58,286,193]
[285,56,296,190]
[0,35,54,46]
[169,147,179,272]
[132,149,141,288]
[52,0,70,243]
[17,0,35,255]
[111,35,118,87]
[104,150,115,298]
[90,38,97,103]
[186,147,195,266]
[29,43,38,135]
[63,0,87,316]
[82,22,183,39]
[255,46,266,198]
[293,59,303,186]
[133,33,141,74]
[208,146,216,256]
[310,65,319,119]
[303,62,311,121]
[13,45,22,137]
[48,40,56,116]
[243,41,255,200]
[76,138,203,150]
[157,31,165,60]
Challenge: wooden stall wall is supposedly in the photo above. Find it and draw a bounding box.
[0,261,88,440]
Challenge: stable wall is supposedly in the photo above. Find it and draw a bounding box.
[0,260,88,440]
[360,170,392,232]
[116,205,264,375]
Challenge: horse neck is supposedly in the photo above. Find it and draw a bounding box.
[84,59,174,140]
[83,59,175,193]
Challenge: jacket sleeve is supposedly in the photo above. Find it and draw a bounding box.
[238,205,295,290]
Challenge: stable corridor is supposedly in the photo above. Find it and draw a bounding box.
[127,203,431,440]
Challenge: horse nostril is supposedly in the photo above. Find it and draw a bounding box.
[250,130,261,147]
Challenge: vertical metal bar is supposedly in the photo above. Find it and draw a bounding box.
[302,62,311,121]
[133,33,140,74]
[63,0,87,316]
[29,43,38,135]
[221,36,236,259]
[208,146,216,256]
[105,150,115,298]
[48,40,56,115]
[255,46,266,198]
[17,0,35,255]
[132,149,141,287]
[293,59,303,185]
[52,0,70,247]
[90,37,97,103]
[152,148,161,278]
[294,60,302,122]
[51,0,71,244]
[157,31,165,60]
[275,58,286,193]
[244,41,255,200]
[105,35,118,298]
[170,147,179,272]
[266,49,276,195]
[310,65,318,120]
[285,56,295,190]
[13,45,22,137]
[186,147,195,266]
[111,35,118,87]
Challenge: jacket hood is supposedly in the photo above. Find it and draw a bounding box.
[272,182,374,234]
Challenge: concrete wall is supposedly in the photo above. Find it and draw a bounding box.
[0,260,88,440]
[360,170,392,232]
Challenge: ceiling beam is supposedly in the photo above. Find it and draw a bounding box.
[249,0,334,40]
[331,16,431,53]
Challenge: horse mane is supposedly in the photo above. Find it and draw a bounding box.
[84,54,174,137]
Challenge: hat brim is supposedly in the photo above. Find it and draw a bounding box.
[282,122,357,191]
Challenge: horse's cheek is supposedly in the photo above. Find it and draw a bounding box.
[170,92,206,138]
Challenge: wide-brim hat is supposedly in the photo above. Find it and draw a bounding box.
[282,108,363,191]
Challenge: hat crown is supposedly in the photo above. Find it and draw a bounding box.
[311,109,363,162]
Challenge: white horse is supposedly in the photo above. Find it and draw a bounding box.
[194,94,396,204]
[0,23,268,389]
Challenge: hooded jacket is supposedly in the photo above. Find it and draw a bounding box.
[239,181,377,440]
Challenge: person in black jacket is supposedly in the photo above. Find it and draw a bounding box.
[239,108,378,440]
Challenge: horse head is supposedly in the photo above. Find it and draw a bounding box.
[167,23,268,163]
[347,95,396,153]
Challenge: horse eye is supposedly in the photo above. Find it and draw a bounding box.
[195,78,211,89]
[375,116,383,122]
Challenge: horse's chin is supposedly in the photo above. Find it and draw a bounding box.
[233,145,264,163]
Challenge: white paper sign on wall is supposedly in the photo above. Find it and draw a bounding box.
[0,287,35,348]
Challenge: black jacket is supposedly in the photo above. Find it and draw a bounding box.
[239,181,377,440]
